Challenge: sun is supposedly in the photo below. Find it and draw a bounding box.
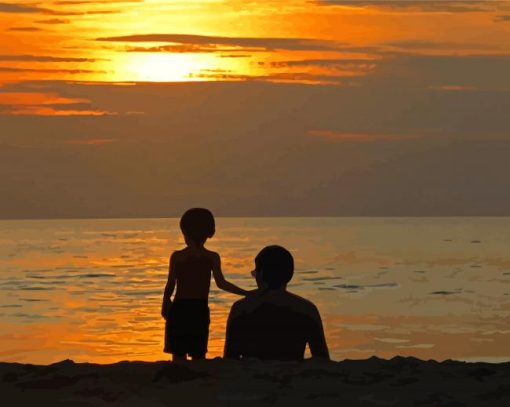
[117,52,213,82]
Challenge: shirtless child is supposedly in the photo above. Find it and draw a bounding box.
[161,208,250,361]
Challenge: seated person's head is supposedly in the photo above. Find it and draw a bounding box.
[180,208,215,245]
[254,245,294,289]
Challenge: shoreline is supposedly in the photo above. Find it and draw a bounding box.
[2,356,510,406]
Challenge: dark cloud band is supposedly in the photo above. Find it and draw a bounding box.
[97,34,341,52]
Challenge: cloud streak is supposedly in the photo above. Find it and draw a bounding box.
[311,0,493,13]
[53,0,143,4]
[267,58,379,68]
[191,71,350,84]
[0,91,113,116]
[7,27,43,32]
[64,138,115,145]
[124,44,265,54]
[34,18,70,24]
[495,14,510,22]
[0,67,104,74]
[0,54,100,63]
[383,39,486,51]
[0,2,121,15]
[97,34,341,52]
[0,3,48,13]
[308,130,420,142]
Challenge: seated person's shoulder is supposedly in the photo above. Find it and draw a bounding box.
[285,292,320,318]
[231,291,318,318]
[228,295,251,318]
[230,289,267,312]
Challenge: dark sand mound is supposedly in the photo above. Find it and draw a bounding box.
[2,357,510,406]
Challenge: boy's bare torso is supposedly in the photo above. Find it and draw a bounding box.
[172,248,217,300]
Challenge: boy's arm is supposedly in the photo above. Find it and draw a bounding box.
[211,253,250,296]
[161,253,177,319]
[224,302,241,359]
[308,305,330,359]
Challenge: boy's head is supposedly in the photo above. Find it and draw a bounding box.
[254,245,294,289]
[180,208,215,245]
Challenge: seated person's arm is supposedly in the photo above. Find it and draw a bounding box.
[308,305,330,359]
[224,303,242,360]
[212,253,250,296]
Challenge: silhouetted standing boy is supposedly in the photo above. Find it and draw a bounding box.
[224,245,329,361]
[161,208,249,361]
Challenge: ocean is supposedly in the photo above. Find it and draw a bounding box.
[1,217,509,364]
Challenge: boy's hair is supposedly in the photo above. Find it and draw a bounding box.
[255,245,294,289]
[180,208,215,244]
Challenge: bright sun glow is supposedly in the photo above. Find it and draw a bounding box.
[120,53,212,82]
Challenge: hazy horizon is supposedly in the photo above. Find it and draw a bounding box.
[3,214,510,221]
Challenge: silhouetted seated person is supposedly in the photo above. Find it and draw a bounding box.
[224,245,330,361]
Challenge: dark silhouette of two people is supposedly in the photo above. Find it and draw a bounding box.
[161,208,329,362]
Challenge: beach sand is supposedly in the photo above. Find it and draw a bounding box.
[1,357,509,406]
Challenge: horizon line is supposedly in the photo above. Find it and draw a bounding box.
[2,215,510,222]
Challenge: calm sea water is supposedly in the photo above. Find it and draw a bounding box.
[1,217,509,364]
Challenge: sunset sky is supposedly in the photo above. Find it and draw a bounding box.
[1,0,510,218]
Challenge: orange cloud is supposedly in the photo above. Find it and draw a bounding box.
[430,85,478,92]
[0,92,87,105]
[64,139,115,145]
[308,130,419,142]
[5,107,109,116]
[0,92,113,116]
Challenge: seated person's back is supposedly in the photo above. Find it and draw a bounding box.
[224,245,329,361]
